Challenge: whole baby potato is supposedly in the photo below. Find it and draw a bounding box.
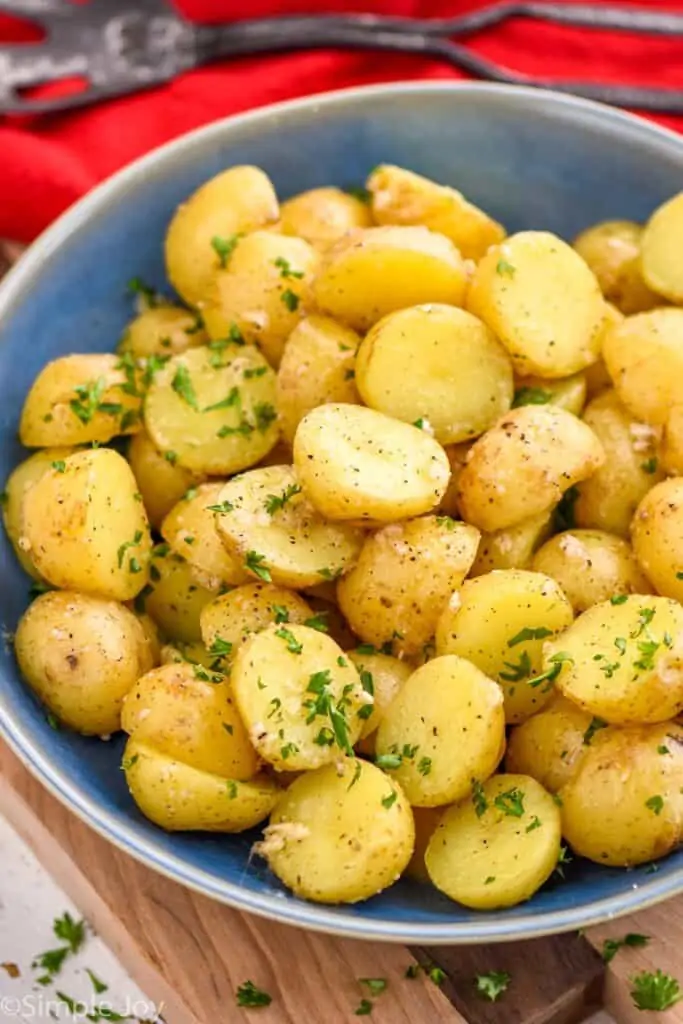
[202,231,320,366]
[602,308,683,425]
[293,403,450,523]
[505,696,597,793]
[631,477,683,602]
[435,569,574,723]
[375,655,505,807]
[280,186,373,248]
[426,774,561,910]
[15,591,155,735]
[276,316,361,445]
[254,758,414,903]
[467,231,605,378]
[640,191,683,303]
[312,225,468,332]
[122,662,257,780]
[573,220,660,315]
[367,164,505,260]
[338,516,480,658]
[19,353,142,447]
[574,390,663,538]
[470,512,553,576]
[559,723,683,866]
[347,649,413,742]
[161,482,249,590]
[123,738,280,833]
[355,304,513,444]
[118,303,207,359]
[456,405,605,533]
[164,165,279,307]
[22,448,152,602]
[547,595,683,725]
[531,529,653,613]
[127,429,203,530]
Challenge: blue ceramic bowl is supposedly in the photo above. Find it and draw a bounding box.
[2,83,683,944]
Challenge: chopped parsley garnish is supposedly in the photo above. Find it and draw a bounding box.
[304,669,353,754]
[127,276,159,306]
[244,365,268,379]
[658,744,670,755]
[499,650,532,683]
[493,787,525,817]
[85,968,109,994]
[208,637,233,658]
[280,742,299,760]
[116,530,143,569]
[275,627,303,654]
[381,790,398,809]
[346,185,371,203]
[555,845,572,878]
[226,780,238,799]
[280,288,300,312]
[268,698,282,719]
[319,566,343,581]
[496,259,516,277]
[435,515,456,529]
[206,500,234,513]
[512,386,552,408]
[211,234,240,269]
[32,911,85,985]
[610,594,628,605]
[375,753,403,770]
[244,550,272,582]
[217,418,254,438]
[70,377,106,424]
[264,483,301,514]
[634,637,661,673]
[141,352,172,388]
[472,778,488,817]
[171,364,199,410]
[527,651,573,691]
[359,978,387,996]
[508,626,553,647]
[204,386,240,412]
[526,815,542,833]
[345,369,356,381]
[631,607,656,638]
[356,670,374,719]
[630,969,681,1011]
[354,999,373,1016]
[274,256,304,279]
[646,795,664,815]
[272,605,290,624]
[164,450,178,465]
[417,756,432,776]
[236,980,272,1008]
[52,460,66,473]
[583,717,608,745]
[254,402,277,432]
[475,971,511,1002]
[641,457,658,474]
[303,613,329,633]
[602,933,649,964]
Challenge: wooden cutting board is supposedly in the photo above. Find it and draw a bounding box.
[3,739,683,1024]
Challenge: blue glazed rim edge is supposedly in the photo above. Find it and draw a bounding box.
[2,80,683,944]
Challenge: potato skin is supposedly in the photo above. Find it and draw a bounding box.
[22,448,152,602]
[559,723,683,866]
[573,220,660,315]
[255,759,414,903]
[127,429,202,531]
[164,165,279,307]
[276,316,360,445]
[118,304,207,358]
[470,512,553,576]
[280,186,372,248]
[467,231,605,378]
[631,477,683,602]
[312,225,468,332]
[547,595,683,725]
[347,649,412,741]
[355,304,513,444]
[338,516,480,658]
[660,405,683,475]
[531,529,653,613]
[375,655,505,807]
[123,739,279,833]
[505,696,596,793]
[602,308,683,425]
[293,403,450,524]
[574,389,663,538]
[161,482,249,590]
[367,164,505,260]
[513,372,586,417]
[15,592,154,735]
[640,191,683,303]
[456,406,605,533]
[425,774,561,910]
[435,569,574,723]
[122,662,257,780]
[142,545,216,643]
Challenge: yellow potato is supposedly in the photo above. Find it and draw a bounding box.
[160,640,215,670]
[375,655,505,807]
[293,403,450,523]
[123,738,280,833]
[367,164,505,260]
[573,220,660,314]
[347,648,412,742]
[406,806,443,884]
[2,447,77,578]
[280,186,373,248]
[276,316,360,445]
[435,569,574,724]
[574,389,663,538]
[425,774,561,909]
[22,448,151,601]
[213,465,364,589]
[134,612,162,667]
[512,372,587,417]
[584,303,624,399]
[559,723,683,866]
[127,429,202,530]
[199,582,314,669]
[231,624,370,771]
[661,404,683,475]
[19,353,142,447]
[202,231,320,366]
[144,344,279,476]
[15,591,154,735]
[533,529,654,612]
[355,304,513,444]
[546,595,683,724]
[456,405,605,532]
[602,308,683,424]
[437,443,471,518]
[118,304,207,358]
[338,516,480,658]
[467,231,605,378]
[632,477,683,601]
[312,225,468,332]
[470,512,553,576]
[161,482,249,590]
[164,165,279,307]
[640,191,683,303]
[122,662,257,780]
[506,696,597,793]
[142,544,216,643]
[254,758,414,903]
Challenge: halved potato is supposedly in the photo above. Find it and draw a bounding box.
[161,482,249,590]
[640,191,683,303]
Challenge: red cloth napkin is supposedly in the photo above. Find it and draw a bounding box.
[2,0,683,244]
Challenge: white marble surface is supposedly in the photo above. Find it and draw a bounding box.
[0,812,615,1024]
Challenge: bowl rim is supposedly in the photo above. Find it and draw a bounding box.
[3,79,683,944]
